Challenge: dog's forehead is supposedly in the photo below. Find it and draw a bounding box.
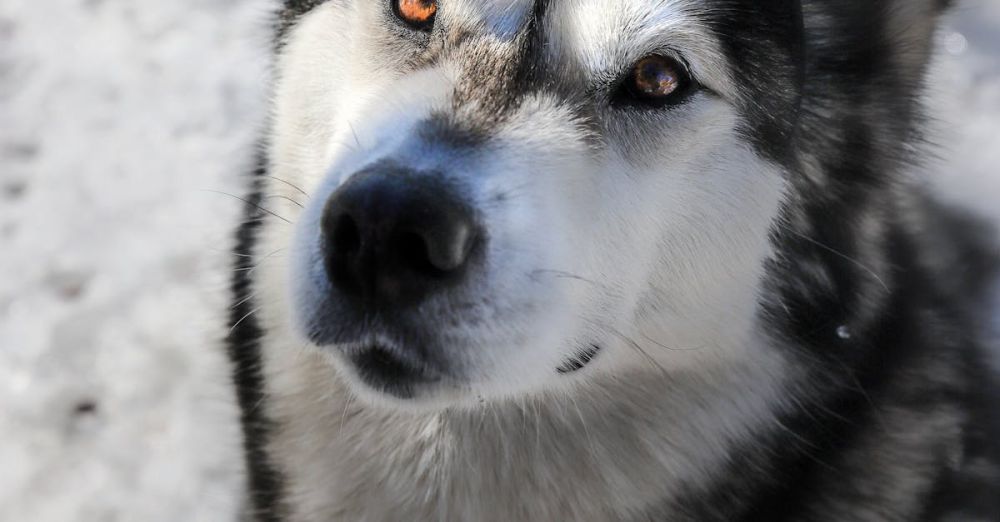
[546,0,797,52]
[438,0,802,71]
[444,0,535,38]
[445,0,704,41]
[549,0,706,65]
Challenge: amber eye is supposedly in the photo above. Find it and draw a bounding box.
[616,55,692,107]
[395,0,438,30]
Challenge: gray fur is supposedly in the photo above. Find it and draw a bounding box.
[227,1,1000,520]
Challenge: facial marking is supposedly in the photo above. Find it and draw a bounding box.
[265,0,795,407]
[442,0,534,39]
[550,0,735,100]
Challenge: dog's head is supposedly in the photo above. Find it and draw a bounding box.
[257,0,948,408]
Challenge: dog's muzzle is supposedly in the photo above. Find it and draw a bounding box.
[308,162,485,396]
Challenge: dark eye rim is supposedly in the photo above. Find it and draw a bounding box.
[392,0,438,32]
[611,55,698,110]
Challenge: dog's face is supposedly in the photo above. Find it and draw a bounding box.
[259,0,805,408]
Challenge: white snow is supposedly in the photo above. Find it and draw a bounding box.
[0,1,997,521]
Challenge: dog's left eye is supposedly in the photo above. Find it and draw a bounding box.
[394,0,437,30]
[614,55,693,108]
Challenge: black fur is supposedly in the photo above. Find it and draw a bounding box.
[276,0,327,42]
[229,1,999,520]
[227,154,288,522]
[747,0,1000,518]
[699,0,806,164]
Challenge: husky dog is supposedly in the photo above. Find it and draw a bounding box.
[227,0,1000,520]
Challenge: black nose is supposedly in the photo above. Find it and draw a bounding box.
[321,164,481,308]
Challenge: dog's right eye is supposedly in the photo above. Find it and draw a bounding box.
[394,0,437,31]
[613,55,694,109]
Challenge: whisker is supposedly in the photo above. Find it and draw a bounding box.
[567,394,601,465]
[339,392,357,434]
[527,270,619,295]
[615,333,671,377]
[264,175,310,199]
[346,121,362,149]
[636,331,704,352]
[209,248,255,259]
[231,292,257,310]
[785,340,889,429]
[530,269,600,286]
[775,222,889,293]
[202,189,294,225]
[263,194,305,209]
[233,248,286,276]
[580,317,671,377]
[231,306,263,333]
[771,417,837,471]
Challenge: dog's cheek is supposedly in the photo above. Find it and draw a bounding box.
[453,120,602,388]
[461,170,580,386]
[571,103,786,363]
[271,3,361,196]
[636,141,787,358]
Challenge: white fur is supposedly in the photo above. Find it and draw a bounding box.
[254,1,795,518]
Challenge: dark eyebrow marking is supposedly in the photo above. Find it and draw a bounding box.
[513,0,552,90]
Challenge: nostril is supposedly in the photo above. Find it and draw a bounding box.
[425,222,476,272]
[332,213,361,255]
[395,230,447,277]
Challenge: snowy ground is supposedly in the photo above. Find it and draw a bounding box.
[0,1,997,521]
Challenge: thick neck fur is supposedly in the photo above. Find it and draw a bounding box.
[258,323,793,521]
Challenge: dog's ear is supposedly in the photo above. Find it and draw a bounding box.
[885,0,953,80]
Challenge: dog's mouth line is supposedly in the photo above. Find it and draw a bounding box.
[557,344,602,374]
[341,338,602,397]
[346,343,444,398]
[350,343,427,373]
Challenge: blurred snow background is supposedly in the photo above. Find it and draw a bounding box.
[0,0,996,521]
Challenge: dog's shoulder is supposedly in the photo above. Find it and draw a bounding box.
[901,188,1000,520]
